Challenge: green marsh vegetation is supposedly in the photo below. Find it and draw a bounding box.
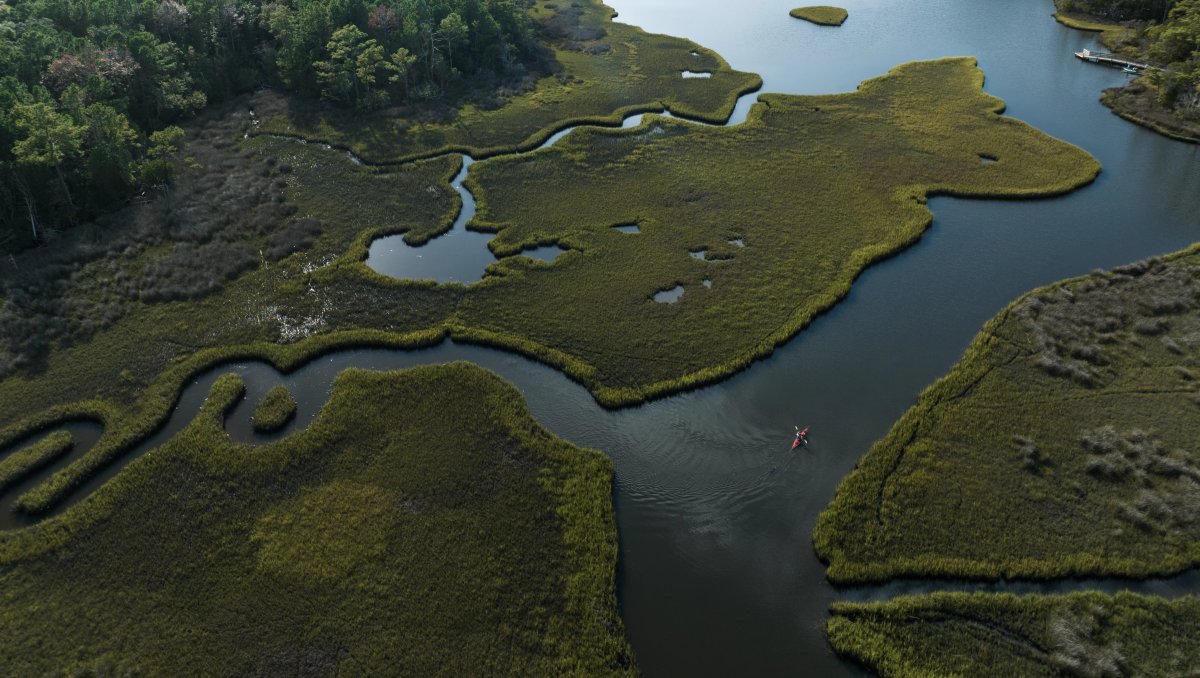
[0,363,634,674]
[255,0,762,163]
[0,107,461,416]
[828,591,1200,677]
[1053,6,1138,48]
[789,6,848,26]
[0,1,761,515]
[252,385,297,432]
[815,245,1200,583]
[460,58,1099,405]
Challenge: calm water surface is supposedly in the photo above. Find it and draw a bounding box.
[3,0,1198,675]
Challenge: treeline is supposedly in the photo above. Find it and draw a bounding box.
[1146,0,1200,112]
[0,0,538,250]
[1059,0,1178,21]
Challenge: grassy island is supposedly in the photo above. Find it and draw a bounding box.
[790,6,849,26]
[829,591,1200,677]
[0,363,633,675]
[252,386,297,433]
[255,0,762,164]
[815,245,1200,583]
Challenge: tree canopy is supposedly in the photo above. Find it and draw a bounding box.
[1148,0,1200,111]
[0,0,538,250]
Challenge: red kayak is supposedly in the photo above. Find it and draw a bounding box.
[792,426,809,449]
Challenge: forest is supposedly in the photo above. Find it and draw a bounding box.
[0,0,538,250]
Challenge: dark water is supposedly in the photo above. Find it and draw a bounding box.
[2,0,1199,674]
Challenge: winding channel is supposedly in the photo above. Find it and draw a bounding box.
[3,0,1200,675]
[363,99,751,283]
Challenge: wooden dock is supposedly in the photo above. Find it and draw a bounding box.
[1074,49,1153,72]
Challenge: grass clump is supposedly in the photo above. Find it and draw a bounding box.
[0,363,634,675]
[828,591,1200,677]
[461,58,1098,406]
[0,124,461,426]
[814,245,1200,583]
[252,386,296,433]
[254,0,761,164]
[789,6,849,26]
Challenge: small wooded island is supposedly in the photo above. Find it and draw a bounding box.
[789,6,849,26]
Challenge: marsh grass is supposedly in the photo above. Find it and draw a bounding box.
[252,386,296,433]
[814,245,1200,583]
[253,0,761,164]
[828,592,1200,678]
[789,6,849,26]
[1051,2,1139,54]
[0,363,633,674]
[0,59,1097,468]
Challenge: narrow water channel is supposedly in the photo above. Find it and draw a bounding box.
[0,0,1197,675]
[363,107,718,283]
